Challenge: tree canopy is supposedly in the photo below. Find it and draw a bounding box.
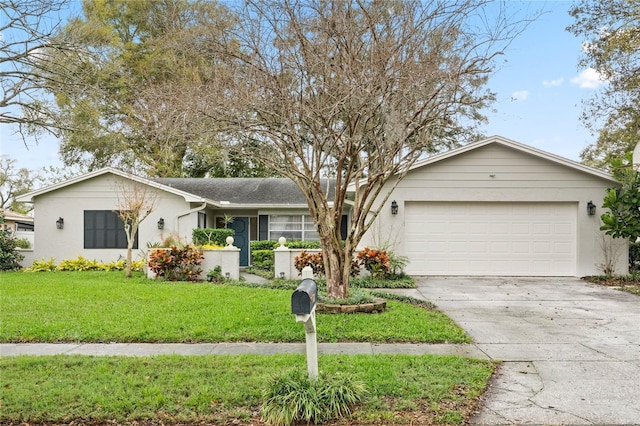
[0,0,73,135]
[219,0,524,297]
[568,0,640,169]
[39,0,237,177]
[600,153,640,241]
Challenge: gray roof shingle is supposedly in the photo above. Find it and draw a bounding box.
[153,178,336,205]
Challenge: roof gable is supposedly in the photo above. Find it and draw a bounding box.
[15,167,207,204]
[408,135,618,184]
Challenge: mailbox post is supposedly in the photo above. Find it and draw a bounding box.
[291,278,318,379]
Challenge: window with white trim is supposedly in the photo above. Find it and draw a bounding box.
[268,215,319,241]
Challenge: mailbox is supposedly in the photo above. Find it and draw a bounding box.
[291,278,318,315]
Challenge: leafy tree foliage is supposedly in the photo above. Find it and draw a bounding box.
[221,0,525,298]
[568,0,640,169]
[600,154,640,241]
[39,0,236,177]
[0,156,40,213]
[0,0,72,134]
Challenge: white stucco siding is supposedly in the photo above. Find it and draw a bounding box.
[28,173,192,265]
[360,143,628,277]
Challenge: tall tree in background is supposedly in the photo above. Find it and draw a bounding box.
[568,0,640,169]
[0,0,74,135]
[222,0,524,298]
[40,0,236,177]
[0,156,40,213]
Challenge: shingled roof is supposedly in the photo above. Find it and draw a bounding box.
[153,178,336,206]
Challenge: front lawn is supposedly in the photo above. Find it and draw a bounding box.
[0,354,494,425]
[0,271,469,343]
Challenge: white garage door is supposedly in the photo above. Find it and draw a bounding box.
[404,202,577,276]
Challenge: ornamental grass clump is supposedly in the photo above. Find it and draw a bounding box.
[261,370,367,426]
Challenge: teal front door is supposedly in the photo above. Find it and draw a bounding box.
[229,217,249,266]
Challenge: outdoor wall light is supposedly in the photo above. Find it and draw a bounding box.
[587,201,596,216]
[56,217,64,229]
[280,272,285,279]
[225,272,230,280]
[157,217,165,229]
[391,200,399,215]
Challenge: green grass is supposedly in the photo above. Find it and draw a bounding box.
[0,354,495,425]
[0,271,469,343]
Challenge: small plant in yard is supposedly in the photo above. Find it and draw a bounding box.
[148,245,203,281]
[206,266,226,283]
[357,247,391,279]
[261,369,367,426]
[294,250,325,276]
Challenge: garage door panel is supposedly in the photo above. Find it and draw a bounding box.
[405,202,577,276]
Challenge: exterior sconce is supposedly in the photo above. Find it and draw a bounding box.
[391,200,398,215]
[280,272,285,279]
[56,217,64,229]
[157,218,165,229]
[587,201,596,216]
[225,272,230,280]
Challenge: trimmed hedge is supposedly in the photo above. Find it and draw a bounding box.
[192,228,234,246]
[250,240,322,250]
[252,250,274,271]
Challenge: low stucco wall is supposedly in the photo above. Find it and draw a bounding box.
[147,247,240,281]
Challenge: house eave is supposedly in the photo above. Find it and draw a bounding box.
[15,167,209,204]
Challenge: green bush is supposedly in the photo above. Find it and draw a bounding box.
[261,370,367,426]
[252,250,274,271]
[148,246,204,281]
[192,228,234,246]
[250,240,323,250]
[0,215,24,271]
[13,238,30,249]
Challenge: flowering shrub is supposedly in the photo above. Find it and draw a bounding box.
[294,250,324,276]
[356,248,390,279]
[294,250,361,277]
[148,245,203,281]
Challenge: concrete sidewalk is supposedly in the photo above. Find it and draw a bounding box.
[0,342,487,358]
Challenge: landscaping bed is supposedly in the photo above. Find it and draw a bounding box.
[583,274,640,295]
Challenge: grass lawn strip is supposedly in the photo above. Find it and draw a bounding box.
[0,354,495,425]
[0,271,469,344]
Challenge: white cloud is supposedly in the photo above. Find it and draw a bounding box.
[571,68,605,89]
[511,90,529,101]
[543,78,564,87]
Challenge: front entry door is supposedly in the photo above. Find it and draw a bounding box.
[229,217,249,266]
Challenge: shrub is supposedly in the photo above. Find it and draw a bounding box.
[356,248,390,279]
[206,265,227,283]
[261,370,367,426]
[252,249,274,271]
[148,245,204,281]
[13,238,31,249]
[24,257,57,272]
[57,256,102,271]
[250,240,323,250]
[192,228,234,246]
[294,250,324,276]
[0,216,24,271]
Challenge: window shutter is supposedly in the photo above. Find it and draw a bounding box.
[258,215,268,240]
[340,215,348,240]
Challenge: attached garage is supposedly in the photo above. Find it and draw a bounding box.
[404,202,577,276]
[358,136,628,277]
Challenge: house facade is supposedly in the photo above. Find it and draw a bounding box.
[17,136,628,276]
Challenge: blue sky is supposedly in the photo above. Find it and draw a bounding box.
[0,0,603,173]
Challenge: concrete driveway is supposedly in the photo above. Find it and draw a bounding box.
[411,276,640,425]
